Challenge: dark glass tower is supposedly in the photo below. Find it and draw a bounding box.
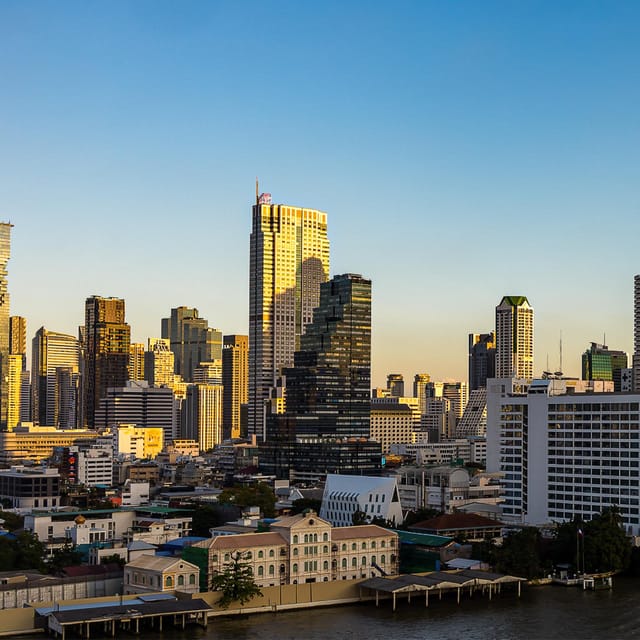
[469,332,496,391]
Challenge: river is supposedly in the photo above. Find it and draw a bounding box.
[163,577,640,640]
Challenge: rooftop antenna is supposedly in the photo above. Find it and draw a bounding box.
[559,331,563,376]
[256,177,259,205]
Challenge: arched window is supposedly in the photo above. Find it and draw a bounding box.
[371,541,376,549]
[341,543,347,551]
[258,550,264,559]
[371,556,376,566]
[342,558,347,569]
[323,560,328,570]
[293,547,299,556]
[189,574,196,584]
[313,533,318,542]
[293,563,298,573]
[178,575,184,586]
[351,543,356,551]
[293,535,299,544]
[361,556,367,566]
[212,554,218,562]
[362,542,367,550]
[269,549,275,558]
[269,565,275,576]
[381,540,386,548]
[323,545,328,553]
[323,532,328,542]
[304,534,309,543]
[258,566,264,577]
[224,553,230,561]
[352,558,357,568]
[246,552,252,559]
[381,555,386,565]
[165,576,173,588]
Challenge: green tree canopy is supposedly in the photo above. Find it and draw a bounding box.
[217,483,276,518]
[0,531,46,572]
[211,551,262,609]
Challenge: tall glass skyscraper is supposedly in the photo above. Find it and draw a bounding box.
[248,191,330,440]
[0,223,12,430]
[469,331,496,390]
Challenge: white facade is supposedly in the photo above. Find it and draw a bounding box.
[487,378,640,534]
[370,401,416,453]
[183,383,223,452]
[320,474,403,527]
[495,296,533,380]
[74,445,113,487]
[124,556,200,595]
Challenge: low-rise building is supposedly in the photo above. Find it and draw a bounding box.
[0,466,60,511]
[124,556,200,594]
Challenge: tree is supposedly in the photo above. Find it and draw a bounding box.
[0,531,46,572]
[494,528,546,579]
[290,498,322,515]
[0,510,24,531]
[217,483,276,518]
[210,551,262,609]
[352,510,369,526]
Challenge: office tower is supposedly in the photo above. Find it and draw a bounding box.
[55,367,80,430]
[582,342,628,392]
[183,383,223,452]
[456,388,488,437]
[469,332,496,391]
[413,373,431,414]
[9,316,26,364]
[94,381,176,445]
[442,381,468,420]
[282,274,371,439]
[161,306,222,383]
[7,354,22,430]
[634,275,640,392]
[144,338,175,387]
[222,334,248,440]
[129,343,145,381]
[249,191,330,439]
[193,360,222,385]
[0,223,12,430]
[32,327,80,427]
[495,296,534,380]
[83,296,131,428]
[387,373,404,397]
[19,370,31,423]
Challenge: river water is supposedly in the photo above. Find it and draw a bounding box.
[163,577,640,640]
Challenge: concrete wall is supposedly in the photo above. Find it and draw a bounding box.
[0,607,35,635]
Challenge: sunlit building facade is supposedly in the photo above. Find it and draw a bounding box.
[495,296,533,380]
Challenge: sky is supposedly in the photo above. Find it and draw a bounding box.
[1,1,639,388]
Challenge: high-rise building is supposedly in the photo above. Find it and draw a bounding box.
[83,296,131,427]
[282,274,372,440]
[0,223,12,430]
[249,192,330,439]
[144,338,175,388]
[222,335,248,440]
[412,373,431,414]
[9,316,26,363]
[94,381,177,446]
[161,307,222,383]
[32,327,80,427]
[7,354,22,430]
[55,367,81,430]
[582,342,628,392]
[128,343,145,381]
[387,374,404,397]
[634,275,640,392]
[183,383,223,452]
[495,296,534,380]
[469,332,496,391]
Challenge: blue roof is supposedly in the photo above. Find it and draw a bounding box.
[162,536,207,549]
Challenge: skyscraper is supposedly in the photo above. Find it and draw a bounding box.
[582,342,628,391]
[161,307,222,382]
[9,316,26,364]
[7,354,22,430]
[469,332,496,391]
[32,327,80,427]
[144,338,175,387]
[83,296,131,427]
[0,223,12,430]
[495,296,534,380]
[128,343,145,381]
[634,275,640,392]
[413,373,431,414]
[183,383,223,452]
[222,334,248,440]
[387,374,404,397]
[249,191,330,439]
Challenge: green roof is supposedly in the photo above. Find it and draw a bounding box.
[391,529,454,548]
[500,295,529,307]
[30,506,191,519]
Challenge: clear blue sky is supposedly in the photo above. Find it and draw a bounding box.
[1,1,639,386]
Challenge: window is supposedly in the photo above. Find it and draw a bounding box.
[258,550,264,559]
[342,544,347,551]
[381,555,386,564]
[293,563,298,573]
[362,542,367,550]
[351,543,357,551]
[362,556,367,566]
[323,533,328,542]
[269,565,274,576]
[178,575,184,586]
[352,558,357,568]
[189,574,196,584]
[371,541,376,549]
[258,566,264,577]
[165,576,173,588]
[269,549,275,558]
[342,558,347,569]
[323,545,328,553]
[212,554,218,562]
[293,548,299,556]
[323,561,328,570]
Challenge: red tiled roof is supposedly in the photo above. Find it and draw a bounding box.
[411,513,503,531]
[331,525,396,540]
[195,532,287,550]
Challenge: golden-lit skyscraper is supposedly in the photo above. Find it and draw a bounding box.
[249,191,330,439]
[7,354,22,430]
[0,223,12,430]
[9,316,26,362]
[222,334,248,440]
[83,296,131,427]
[144,338,175,387]
[128,342,145,381]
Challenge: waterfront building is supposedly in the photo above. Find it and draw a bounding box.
[582,342,628,391]
[248,192,330,440]
[487,377,640,534]
[0,223,13,430]
[187,511,398,588]
[124,556,200,595]
[495,296,533,380]
[469,332,496,391]
[222,334,248,440]
[94,381,177,445]
[83,296,131,427]
[182,383,223,452]
[161,306,222,383]
[320,475,403,527]
[31,327,80,427]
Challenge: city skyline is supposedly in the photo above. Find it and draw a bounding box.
[2,2,640,386]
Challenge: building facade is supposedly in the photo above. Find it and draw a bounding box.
[469,332,496,391]
[0,223,12,430]
[248,193,330,440]
[182,383,223,452]
[495,296,533,380]
[83,296,131,427]
[582,342,628,392]
[222,334,248,440]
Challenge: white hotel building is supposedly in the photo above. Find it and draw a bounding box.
[487,378,640,534]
